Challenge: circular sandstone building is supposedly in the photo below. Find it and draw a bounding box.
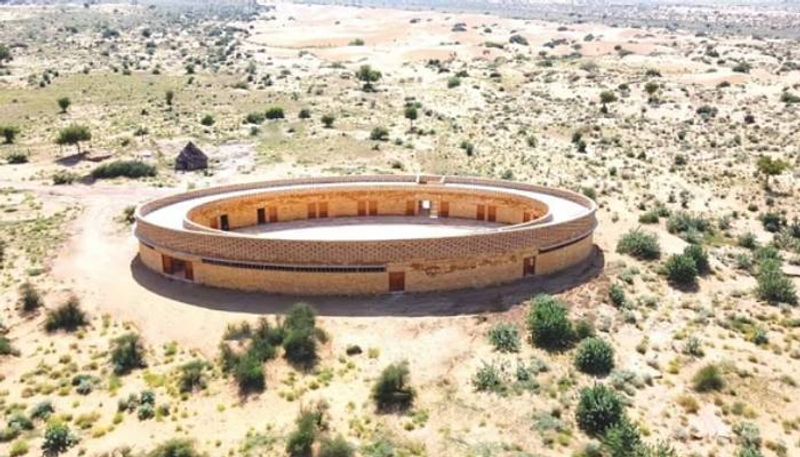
[134,175,597,295]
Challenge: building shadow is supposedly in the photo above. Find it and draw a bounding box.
[130,247,605,317]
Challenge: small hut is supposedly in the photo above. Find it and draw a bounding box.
[175,142,208,171]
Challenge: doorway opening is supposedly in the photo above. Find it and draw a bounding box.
[418,200,431,217]
[388,271,406,292]
[162,255,194,281]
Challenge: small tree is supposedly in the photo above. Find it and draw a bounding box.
[683,244,710,275]
[319,435,355,457]
[111,333,146,374]
[265,106,285,120]
[286,409,323,457]
[321,114,335,128]
[756,156,790,187]
[576,384,625,435]
[165,90,174,107]
[55,124,91,153]
[356,64,381,91]
[599,90,618,113]
[371,361,416,412]
[0,125,19,144]
[404,105,418,128]
[57,97,71,114]
[574,337,615,376]
[526,294,574,350]
[370,127,390,141]
[42,421,78,455]
[282,303,318,366]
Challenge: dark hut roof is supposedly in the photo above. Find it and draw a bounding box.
[175,141,208,171]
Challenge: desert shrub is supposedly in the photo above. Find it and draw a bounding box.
[693,364,724,392]
[200,114,215,126]
[447,76,461,88]
[602,419,642,457]
[372,361,416,412]
[111,333,146,374]
[472,362,505,393]
[44,295,87,332]
[370,127,389,141]
[760,212,785,233]
[41,421,78,455]
[7,413,33,431]
[576,384,624,435]
[245,112,265,124]
[738,232,757,250]
[30,401,54,420]
[487,323,520,353]
[664,253,698,286]
[178,360,208,393]
[52,169,78,185]
[147,439,203,457]
[574,338,615,376]
[233,353,265,392]
[10,440,28,457]
[319,435,355,457]
[264,107,285,119]
[667,212,711,240]
[608,284,626,308]
[283,303,318,366]
[0,336,18,356]
[756,258,797,305]
[575,319,595,340]
[321,114,335,128]
[526,294,574,350]
[5,150,26,163]
[0,125,19,144]
[91,160,156,179]
[298,108,311,119]
[683,244,710,275]
[19,281,43,313]
[638,210,660,224]
[616,229,661,260]
[286,409,322,457]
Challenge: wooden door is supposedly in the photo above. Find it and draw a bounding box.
[257,208,266,224]
[405,200,415,216]
[523,257,536,276]
[439,201,449,218]
[185,261,194,281]
[476,204,485,221]
[268,206,278,223]
[318,202,328,218]
[220,214,230,231]
[388,272,405,292]
[368,200,378,216]
[307,202,317,219]
[357,201,367,216]
[161,255,174,275]
[487,205,497,222]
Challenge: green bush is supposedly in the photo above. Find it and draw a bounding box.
[321,114,335,128]
[298,108,311,119]
[526,295,575,350]
[52,169,78,185]
[200,114,215,126]
[756,258,797,305]
[616,229,661,260]
[286,409,322,457]
[147,439,204,457]
[319,435,355,457]
[574,337,615,376]
[692,364,724,392]
[0,336,19,356]
[111,333,146,374]
[370,127,390,141]
[91,160,156,179]
[576,385,624,435]
[178,360,208,393]
[5,150,26,163]
[371,361,416,412]
[472,362,505,393]
[41,421,78,455]
[19,282,43,313]
[664,253,698,286]
[234,353,265,392]
[667,212,711,241]
[683,244,710,275]
[0,126,20,145]
[245,112,265,124]
[265,107,285,120]
[602,419,642,457]
[487,323,520,353]
[283,303,318,366]
[608,284,626,308]
[44,296,87,332]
